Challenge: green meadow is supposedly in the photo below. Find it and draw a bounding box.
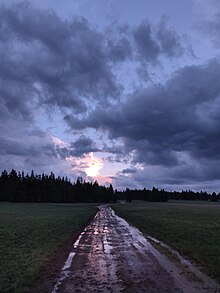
[1,201,220,292]
[112,201,220,282]
[0,203,97,293]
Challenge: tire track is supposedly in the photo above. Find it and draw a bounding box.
[52,206,219,293]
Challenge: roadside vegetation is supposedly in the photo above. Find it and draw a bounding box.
[0,202,97,293]
[112,201,220,282]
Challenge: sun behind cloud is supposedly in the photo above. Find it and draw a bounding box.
[85,153,103,177]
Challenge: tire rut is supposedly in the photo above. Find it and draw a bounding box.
[52,206,219,293]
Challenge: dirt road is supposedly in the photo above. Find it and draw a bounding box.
[52,206,219,293]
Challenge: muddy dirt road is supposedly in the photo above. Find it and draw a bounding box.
[52,206,219,293]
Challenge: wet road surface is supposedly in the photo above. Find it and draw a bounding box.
[52,206,219,293]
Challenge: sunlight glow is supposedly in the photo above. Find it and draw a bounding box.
[65,152,104,178]
[85,153,103,177]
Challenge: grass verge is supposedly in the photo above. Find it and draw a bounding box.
[0,202,97,292]
[112,201,220,282]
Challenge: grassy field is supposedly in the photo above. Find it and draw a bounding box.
[112,201,220,282]
[0,203,97,293]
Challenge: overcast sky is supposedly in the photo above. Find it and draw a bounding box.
[0,0,220,191]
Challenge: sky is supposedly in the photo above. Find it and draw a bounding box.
[0,0,220,191]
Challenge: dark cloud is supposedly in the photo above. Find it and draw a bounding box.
[114,158,220,192]
[52,135,101,159]
[0,1,210,190]
[121,168,137,174]
[133,20,160,63]
[156,16,184,57]
[107,37,133,62]
[0,1,120,117]
[0,2,187,121]
[0,1,123,177]
[66,58,220,187]
[0,136,55,158]
[133,18,184,63]
[0,118,61,173]
[70,136,99,157]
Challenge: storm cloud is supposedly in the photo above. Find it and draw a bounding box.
[0,1,121,176]
[0,2,186,118]
[66,57,220,188]
[0,0,219,191]
[0,1,120,116]
[133,17,184,63]
[70,136,100,157]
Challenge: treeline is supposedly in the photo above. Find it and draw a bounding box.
[116,187,168,202]
[116,187,219,202]
[0,169,116,203]
[169,189,219,201]
[0,169,219,203]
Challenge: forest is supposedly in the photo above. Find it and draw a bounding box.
[0,169,219,203]
[0,169,116,203]
[116,187,219,202]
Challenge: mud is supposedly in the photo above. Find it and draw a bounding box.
[146,235,220,290]
[52,206,219,293]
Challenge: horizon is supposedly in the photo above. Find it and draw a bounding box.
[1,167,219,195]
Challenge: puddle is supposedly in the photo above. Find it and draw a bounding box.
[51,207,219,293]
[93,228,99,235]
[146,235,220,290]
[51,211,99,293]
[62,252,76,270]
[103,239,112,254]
[73,234,82,248]
[103,226,109,233]
[111,208,220,292]
[51,252,76,293]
